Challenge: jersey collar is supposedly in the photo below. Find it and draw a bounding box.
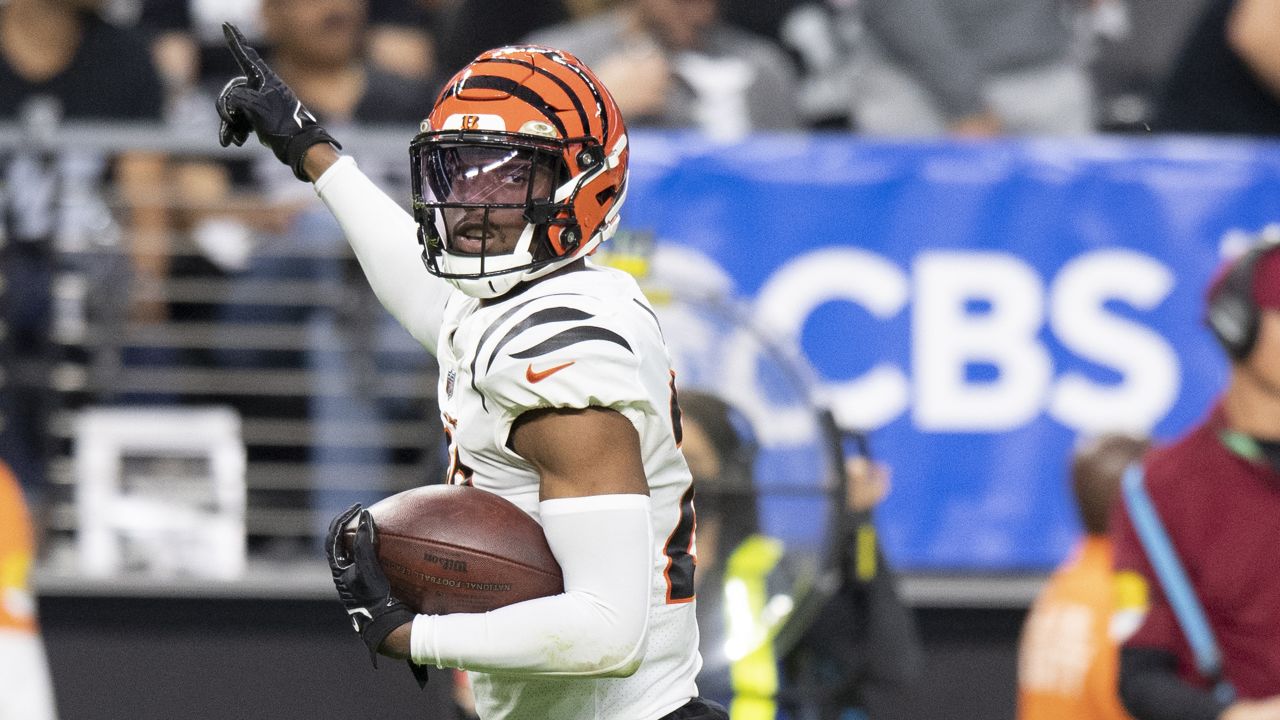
[1211,403,1280,479]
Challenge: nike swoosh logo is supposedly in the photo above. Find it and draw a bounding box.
[526,361,575,383]
[292,100,314,128]
[347,607,372,631]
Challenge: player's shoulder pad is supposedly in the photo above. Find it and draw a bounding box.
[470,290,656,416]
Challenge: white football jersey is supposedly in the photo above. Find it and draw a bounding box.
[433,262,701,719]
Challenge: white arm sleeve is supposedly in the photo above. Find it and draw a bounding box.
[313,155,450,354]
[410,494,653,677]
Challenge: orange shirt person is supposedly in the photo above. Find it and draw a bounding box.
[1018,434,1149,720]
[0,461,58,720]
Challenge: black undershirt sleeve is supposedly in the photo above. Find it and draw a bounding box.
[1119,647,1230,720]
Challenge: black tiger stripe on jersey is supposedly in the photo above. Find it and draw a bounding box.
[453,75,568,139]
[485,306,594,374]
[662,484,697,602]
[483,57,591,139]
[632,298,663,339]
[509,325,632,360]
[470,292,583,411]
[668,370,682,446]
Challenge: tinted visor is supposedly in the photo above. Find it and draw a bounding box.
[418,143,562,207]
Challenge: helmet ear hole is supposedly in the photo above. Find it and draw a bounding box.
[553,224,581,254]
[560,224,581,252]
[576,148,601,171]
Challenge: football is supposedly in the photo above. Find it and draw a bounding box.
[343,484,563,615]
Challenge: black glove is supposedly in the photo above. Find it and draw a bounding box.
[325,504,424,685]
[216,22,341,182]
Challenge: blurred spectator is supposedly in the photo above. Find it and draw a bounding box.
[257,0,431,126]
[561,0,620,18]
[139,0,440,124]
[0,0,162,121]
[1111,236,1280,719]
[1017,433,1150,720]
[137,0,262,124]
[852,0,1095,136]
[678,390,922,719]
[180,0,430,270]
[1085,0,1213,132]
[177,0,432,246]
[525,0,801,140]
[720,0,809,43]
[708,1,863,129]
[0,0,167,494]
[175,0,436,552]
[366,0,438,82]
[1154,0,1280,135]
[435,0,569,79]
[774,3,864,128]
[0,460,58,720]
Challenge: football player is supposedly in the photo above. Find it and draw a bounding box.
[215,23,720,720]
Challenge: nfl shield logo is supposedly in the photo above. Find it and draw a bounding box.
[445,369,456,398]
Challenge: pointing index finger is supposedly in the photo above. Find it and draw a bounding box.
[222,22,266,89]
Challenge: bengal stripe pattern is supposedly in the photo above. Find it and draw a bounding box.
[509,325,632,359]
[668,369,683,447]
[663,484,697,603]
[469,292,584,410]
[485,306,595,373]
[454,75,569,139]
[632,298,663,339]
[442,47,609,142]
[483,57,591,139]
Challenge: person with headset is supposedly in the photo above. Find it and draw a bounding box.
[677,390,922,720]
[1110,232,1280,720]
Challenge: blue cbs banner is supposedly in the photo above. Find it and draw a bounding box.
[621,131,1280,571]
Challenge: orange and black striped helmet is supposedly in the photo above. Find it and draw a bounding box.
[410,45,630,299]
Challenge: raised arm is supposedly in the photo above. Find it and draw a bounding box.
[214,23,448,353]
[310,148,448,354]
